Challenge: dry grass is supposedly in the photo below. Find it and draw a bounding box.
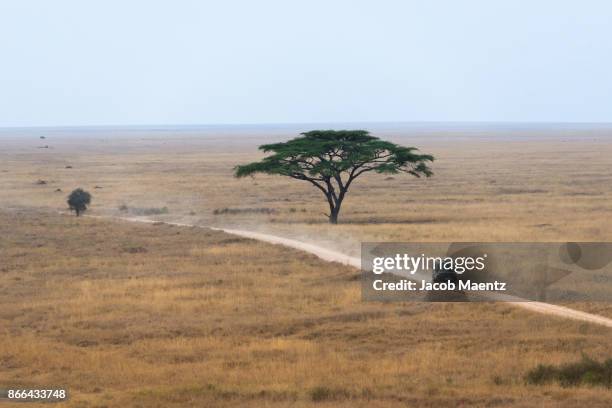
[1,210,612,407]
[1,127,612,247]
[1,126,612,406]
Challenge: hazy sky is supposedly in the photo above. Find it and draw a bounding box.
[1,0,611,127]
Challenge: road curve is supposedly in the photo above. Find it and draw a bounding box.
[91,214,612,329]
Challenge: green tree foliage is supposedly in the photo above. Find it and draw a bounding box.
[67,188,92,216]
[234,130,434,224]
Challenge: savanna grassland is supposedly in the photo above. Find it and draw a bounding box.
[2,210,612,407]
[1,124,612,406]
[2,124,612,247]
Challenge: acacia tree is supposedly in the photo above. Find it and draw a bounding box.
[234,130,434,224]
[67,188,92,216]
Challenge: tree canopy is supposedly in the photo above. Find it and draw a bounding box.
[234,130,434,223]
[67,188,92,216]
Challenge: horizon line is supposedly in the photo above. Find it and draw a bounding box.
[3,120,612,131]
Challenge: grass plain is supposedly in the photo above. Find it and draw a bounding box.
[1,123,612,406]
[2,124,612,245]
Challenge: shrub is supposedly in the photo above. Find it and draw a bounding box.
[308,386,350,402]
[67,188,92,216]
[525,356,612,388]
[213,207,276,215]
[129,207,169,215]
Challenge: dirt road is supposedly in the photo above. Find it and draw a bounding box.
[94,215,612,329]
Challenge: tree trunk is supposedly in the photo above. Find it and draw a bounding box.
[75,209,80,217]
[325,187,345,224]
[328,198,343,224]
[329,209,338,224]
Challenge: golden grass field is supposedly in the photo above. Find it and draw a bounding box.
[1,124,612,406]
[3,210,612,407]
[2,125,612,246]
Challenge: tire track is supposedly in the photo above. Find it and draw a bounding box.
[86,214,612,329]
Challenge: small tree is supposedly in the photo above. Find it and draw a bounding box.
[67,188,92,216]
[234,130,434,224]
